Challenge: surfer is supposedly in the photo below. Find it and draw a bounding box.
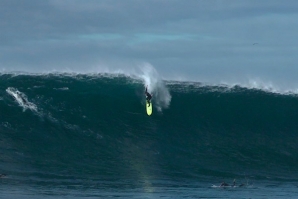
[220,182,229,187]
[0,174,6,178]
[219,179,245,188]
[145,86,152,107]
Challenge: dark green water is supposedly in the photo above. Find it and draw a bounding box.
[1,73,298,198]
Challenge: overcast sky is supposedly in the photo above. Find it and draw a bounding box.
[1,0,298,89]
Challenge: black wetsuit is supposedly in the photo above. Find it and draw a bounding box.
[146,92,152,101]
[220,182,229,187]
[145,88,152,106]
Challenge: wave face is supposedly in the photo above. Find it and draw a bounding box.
[1,74,298,189]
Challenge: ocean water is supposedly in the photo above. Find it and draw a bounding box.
[0,73,298,198]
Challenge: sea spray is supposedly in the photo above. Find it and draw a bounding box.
[139,63,171,111]
[6,87,38,113]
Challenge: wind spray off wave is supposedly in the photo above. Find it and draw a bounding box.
[139,63,171,112]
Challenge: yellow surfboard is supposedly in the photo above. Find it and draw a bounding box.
[146,100,152,116]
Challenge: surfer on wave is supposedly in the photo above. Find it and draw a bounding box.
[220,179,245,187]
[220,182,229,187]
[0,174,6,178]
[145,86,152,107]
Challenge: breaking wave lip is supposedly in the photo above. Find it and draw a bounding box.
[166,80,298,96]
[1,70,298,96]
[218,79,298,96]
[0,71,144,86]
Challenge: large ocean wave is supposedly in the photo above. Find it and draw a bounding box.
[0,72,298,190]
